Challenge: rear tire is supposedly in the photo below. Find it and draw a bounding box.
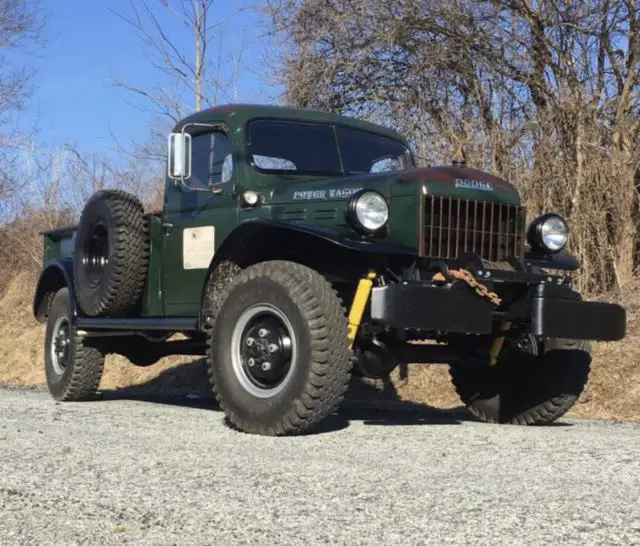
[44,288,105,401]
[450,336,591,425]
[73,190,149,317]
[207,261,353,436]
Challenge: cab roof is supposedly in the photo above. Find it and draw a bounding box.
[172,103,409,145]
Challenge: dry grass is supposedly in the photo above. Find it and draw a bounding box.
[0,271,192,391]
[1,272,639,420]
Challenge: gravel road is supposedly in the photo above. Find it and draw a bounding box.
[1,386,640,546]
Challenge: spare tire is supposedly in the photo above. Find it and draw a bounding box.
[73,190,149,317]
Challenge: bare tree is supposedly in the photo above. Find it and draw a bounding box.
[0,0,45,121]
[265,0,640,293]
[111,0,248,122]
[106,0,250,201]
[0,0,46,209]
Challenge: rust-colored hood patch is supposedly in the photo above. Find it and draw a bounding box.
[398,166,516,193]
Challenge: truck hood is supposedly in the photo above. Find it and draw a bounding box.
[268,165,520,205]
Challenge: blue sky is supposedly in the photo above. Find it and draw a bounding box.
[23,0,281,155]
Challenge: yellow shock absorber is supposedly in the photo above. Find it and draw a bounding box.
[346,271,377,348]
[488,320,512,365]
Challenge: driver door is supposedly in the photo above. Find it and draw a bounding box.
[161,128,238,317]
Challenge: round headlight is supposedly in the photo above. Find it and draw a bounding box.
[347,191,389,233]
[527,213,568,253]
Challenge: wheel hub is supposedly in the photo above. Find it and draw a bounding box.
[241,315,292,387]
[50,315,71,376]
[81,222,109,287]
[231,304,297,398]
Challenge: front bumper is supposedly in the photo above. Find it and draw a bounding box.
[369,279,626,341]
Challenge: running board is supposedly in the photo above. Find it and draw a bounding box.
[75,316,199,332]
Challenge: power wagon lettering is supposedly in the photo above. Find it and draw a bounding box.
[292,187,362,200]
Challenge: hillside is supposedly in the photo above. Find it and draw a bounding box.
[1,271,638,420]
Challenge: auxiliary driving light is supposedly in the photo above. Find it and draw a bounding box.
[527,213,568,253]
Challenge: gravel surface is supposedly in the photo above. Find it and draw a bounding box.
[1,386,640,545]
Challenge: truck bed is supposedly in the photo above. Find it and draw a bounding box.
[40,210,163,265]
[40,211,165,317]
[40,224,78,263]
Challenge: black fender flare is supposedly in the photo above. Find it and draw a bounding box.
[198,218,417,322]
[217,217,415,260]
[33,257,77,322]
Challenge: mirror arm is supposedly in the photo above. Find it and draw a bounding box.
[168,121,229,191]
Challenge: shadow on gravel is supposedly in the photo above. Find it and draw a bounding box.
[95,359,477,431]
[342,379,470,426]
[98,358,218,407]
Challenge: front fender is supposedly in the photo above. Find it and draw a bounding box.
[199,218,418,322]
[208,217,417,278]
[227,217,416,256]
[33,257,77,322]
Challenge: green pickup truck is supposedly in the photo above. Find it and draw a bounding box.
[32,104,626,435]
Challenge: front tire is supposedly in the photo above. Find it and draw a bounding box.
[45,288,105,401]
[450,336,591,425]
[207,261,353,436]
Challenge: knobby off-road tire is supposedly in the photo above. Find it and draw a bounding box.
[207,260,353,436]
[450,337,591,425]
[201,260,242,394]
[44,288,105,401]
[73,190,149,317]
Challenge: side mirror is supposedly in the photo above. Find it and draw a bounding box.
[167,132,192,180]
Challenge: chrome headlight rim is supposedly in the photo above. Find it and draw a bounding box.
[345,190,389,235]
[527,212,569,253]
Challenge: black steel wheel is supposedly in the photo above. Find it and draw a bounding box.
[49,313,71,376]
[80,220,110,288]
[450,336,591,425]
[231,304,296,397]
[207,260,353,436]
[44,288,105,401]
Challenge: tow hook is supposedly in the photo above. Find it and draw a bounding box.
[427,260,452,282]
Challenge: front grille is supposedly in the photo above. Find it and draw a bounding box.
[422,195,525,262]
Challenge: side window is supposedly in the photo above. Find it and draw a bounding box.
[211,132,233,185]
[186,131,234,189]
[222,155,233,183]
[189,133,211,189]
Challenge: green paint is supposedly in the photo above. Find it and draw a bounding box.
[143,214,165,317]
[41,226,75,263]
[422,180,520,205]
[40,104,528,318]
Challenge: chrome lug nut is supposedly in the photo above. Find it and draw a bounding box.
[258,328,268,338]
[248,358,255,367]
[246,337,255,347]
[261,361,272,371]
[268,343,278,353]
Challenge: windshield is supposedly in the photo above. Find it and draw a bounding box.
[248,119,413,177]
